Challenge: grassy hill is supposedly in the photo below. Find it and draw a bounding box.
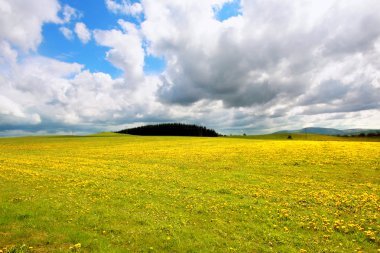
[0,135,379,252]
[274,127,380,136]
[229,133,380,141]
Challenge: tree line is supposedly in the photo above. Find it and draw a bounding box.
[337,132,380,137]
[116,123,220,137]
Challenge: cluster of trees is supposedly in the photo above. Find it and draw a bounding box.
[337,132,380,137]
[117,123,220,137]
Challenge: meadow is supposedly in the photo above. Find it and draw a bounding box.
[0,133,379,252]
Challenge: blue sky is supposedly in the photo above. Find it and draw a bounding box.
[38,0,161,77]
[38,0,241,77]
[0,0,379,136]
[216,0,241,21]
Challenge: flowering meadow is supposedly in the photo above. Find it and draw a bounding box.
[0,134,379,252]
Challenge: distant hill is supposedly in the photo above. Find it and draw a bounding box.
[274,127,380,136]
[117,123,219,137]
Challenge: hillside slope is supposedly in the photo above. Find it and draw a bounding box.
[274,127,380,136]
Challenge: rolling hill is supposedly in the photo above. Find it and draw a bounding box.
[274,127,380,136]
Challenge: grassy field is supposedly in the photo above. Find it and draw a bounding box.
[0,134,379,252]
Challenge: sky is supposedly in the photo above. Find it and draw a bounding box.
[0,0,379,136]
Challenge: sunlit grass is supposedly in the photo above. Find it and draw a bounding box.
[0,134,379,252]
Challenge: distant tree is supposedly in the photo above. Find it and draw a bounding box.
[243,133,246,136]
[287,135,292,139]
[367,132,379,137]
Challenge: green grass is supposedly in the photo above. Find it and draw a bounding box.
[0,134,379,252]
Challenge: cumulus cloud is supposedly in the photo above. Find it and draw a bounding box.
[0,0,61,51]
[94,20,144,84]
[0,56,82,125]
[61,4,80,23]
[1,0,380,135]
[105,0,143,16]
[59,27,74,40]
[0,53,159,131]
[0,41,17,65]
[0,95,41,125]
[75,22,91,44]
[138,0,380,128]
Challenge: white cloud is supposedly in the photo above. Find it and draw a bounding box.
[0,41,17,65]
[59,27,74,40]
[61,4,80,23]
[0,50,161,133]
[0,95,41,125]
[0,0,61,51]
[105,0,143,16]
[75,22,91,44]
[141,0,380,115]
[94,20,144,84]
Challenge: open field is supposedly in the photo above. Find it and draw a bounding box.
[0,134,379,252]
